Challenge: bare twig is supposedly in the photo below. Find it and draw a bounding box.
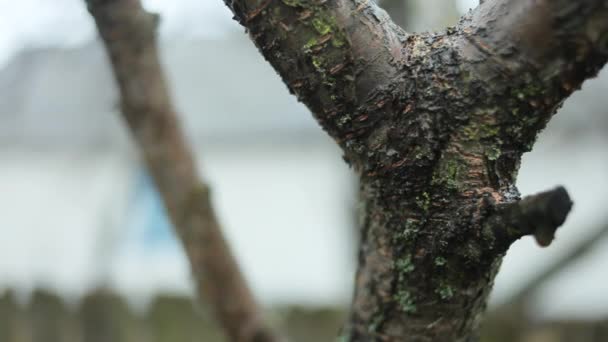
[85,1,281,341]
[505,221,608,307]
[484,187,573,251]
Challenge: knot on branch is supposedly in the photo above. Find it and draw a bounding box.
[485,186,573,250]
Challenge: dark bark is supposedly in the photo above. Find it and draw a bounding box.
[484,187,572,249]
[85,1,282,341]
[224,0,608,341]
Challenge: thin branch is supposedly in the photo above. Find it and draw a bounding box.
[85,1,281,341]
[484,187,573,251]
[505,221,608,307]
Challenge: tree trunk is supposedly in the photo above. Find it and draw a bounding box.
[223,0,608,341]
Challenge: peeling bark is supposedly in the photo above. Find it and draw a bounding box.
[224,0,608,341]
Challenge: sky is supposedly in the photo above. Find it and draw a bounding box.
[0,0,477,67]
[0,0,237,66]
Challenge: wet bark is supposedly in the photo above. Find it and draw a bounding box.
[223,0,608,341]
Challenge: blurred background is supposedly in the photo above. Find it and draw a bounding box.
[0,0,607,341]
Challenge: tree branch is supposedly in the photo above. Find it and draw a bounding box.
[484,187,573,252]
[219,0,607,340]
[460,0,608,114]
[85,1,281,341]
[504,220,608,307]
[225,0,408,167]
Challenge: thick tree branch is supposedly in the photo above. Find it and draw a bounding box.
[466,0,608,72]
[484,187,573,251]
[221,0,607,341]
[459,0,608,126]
[85,1,281,341]
[226,0,408,167]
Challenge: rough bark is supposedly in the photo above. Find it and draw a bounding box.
[223,0,608,341]
[85,1,282,341]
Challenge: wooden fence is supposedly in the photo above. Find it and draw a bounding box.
[0,289,344,342]
[1,289,606,342]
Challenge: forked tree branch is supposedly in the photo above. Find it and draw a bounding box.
[222,0,608,340]
[85,1,281,341]
[81,0,608,340]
